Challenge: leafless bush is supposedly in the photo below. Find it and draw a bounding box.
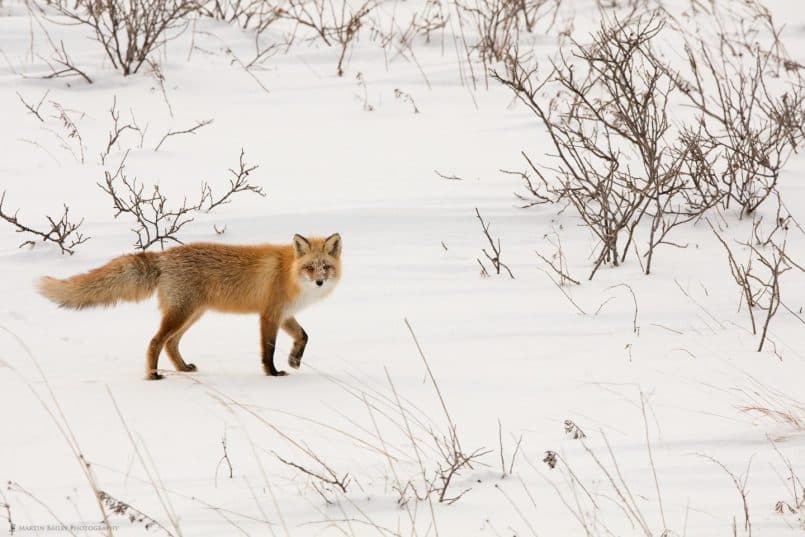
[196,0,285,69]
[46,0,200,76]
[390,0,446,47]
[199,0,282,29]
[281,0,373,76]
[28,10,94,84]
[100,156,202,250]
[425,427,490,504]
[709,219,802,353]
[494,3,805,279]
[475,207,514,278]
[495,14,710,278]
[378,321,492,508]
[0,192,89,255]
[670,34,805,216]
[99,150,263,250]
[204,148,264,209]
[455,0,560,66]
[100,97,142,164]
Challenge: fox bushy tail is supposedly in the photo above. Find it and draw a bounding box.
[38,252,161,309]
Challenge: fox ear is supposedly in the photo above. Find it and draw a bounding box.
[292,234,311,256]
[324,233,342,257]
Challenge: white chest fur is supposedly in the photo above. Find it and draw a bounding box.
[282,282,334,319]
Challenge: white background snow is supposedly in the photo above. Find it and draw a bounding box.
[1,0,804,535]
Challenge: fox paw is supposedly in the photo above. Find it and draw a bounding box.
[288,356,301,369]
[269,370,288,377]
[146,371,164,381]
[180,363,197,372]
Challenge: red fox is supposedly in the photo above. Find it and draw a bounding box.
[37,234,341,380]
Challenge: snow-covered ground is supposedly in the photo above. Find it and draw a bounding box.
[1,0,804,535]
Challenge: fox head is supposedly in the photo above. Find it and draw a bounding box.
[292,233,342,290]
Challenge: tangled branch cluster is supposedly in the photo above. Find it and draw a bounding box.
[494,7,804,279]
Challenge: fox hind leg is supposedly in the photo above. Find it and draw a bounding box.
[282,317,308,369]
[146,308,194,380]
[165,310,203,373]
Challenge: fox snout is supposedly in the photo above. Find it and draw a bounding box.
[316,280,324,287]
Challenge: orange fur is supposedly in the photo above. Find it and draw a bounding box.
[37,234,342,379]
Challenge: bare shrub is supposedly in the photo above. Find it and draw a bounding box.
[281,0,373,76]
[100,97,142,164]
[99,150,264,250]
[0,192,89,255]
[389,0,446,46]
[494,14,711,278]
[670,41,804,216]
[198,0,282,29]
[196,0,285,68]
[709,219,802,353]
[27,9,94,84]
[456,0,560,66]
[47,0,200,76]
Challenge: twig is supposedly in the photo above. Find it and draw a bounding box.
[154,119,213,151]
[434,170,463,181]
[474,207,514,278]
[214,430,234,486]
[16,90,48,122]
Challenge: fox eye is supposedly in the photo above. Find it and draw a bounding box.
[323,264,332,271]
[304,265,315,272]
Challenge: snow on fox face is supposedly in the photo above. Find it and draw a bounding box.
[292,233,342,291]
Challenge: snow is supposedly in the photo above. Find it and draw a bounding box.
[1,0,804,535]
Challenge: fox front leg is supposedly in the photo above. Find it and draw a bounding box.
[282,317,308,369]
[260,314,287,377]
